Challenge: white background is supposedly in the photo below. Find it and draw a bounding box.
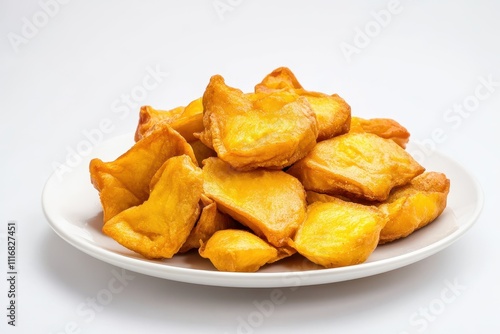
[1,0,499,333]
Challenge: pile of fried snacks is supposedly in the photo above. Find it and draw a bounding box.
[89,67,450,272]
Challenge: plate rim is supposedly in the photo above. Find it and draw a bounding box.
[41,136,484,288]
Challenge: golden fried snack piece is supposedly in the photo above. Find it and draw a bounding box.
[291,197,387,268]
[135,98,204,142]
[134,105,184,141]
[189,140,217,167]
[255,67,351,141]
[102,155,203,259]
[300,92,351,141]
[179,195,238,253]
[305,190,351,205]
[197,75,318,171]
[254,66,304,92]
[168,113,204,143]
[287,132,425,202]
[378,172,450,244]
[89,123,197,222]
[350,117,410,148]
[202,157,307,248]
[199,229,279,272]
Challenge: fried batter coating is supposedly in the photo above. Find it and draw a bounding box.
[291,197,388,268]
[102,155,203,259]
[90,123,197,222]
[255,67,351,141]
[300,92,351,141]
[378,172,450,244]
[189,140,217,167]
[134,105,183,141]
[179,195,238,253]
[254,66,304,92]
[197,75,318,170]
[202,157,307,247]
[135,98,204,142]
[350,117,410,148]
[199,229,279,272]
[287,132,425,202]
[305,190,358,205]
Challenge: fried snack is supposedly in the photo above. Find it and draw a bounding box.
[189,140,217,167]
[89,123,197,222]
[134,105,183,141]
[378,172,450,244]
[202,157,307,248]
[90,67,452,272]
[305,190,357,205]
[350,117,410,148]
[197,75,318,171]
[300,92,351,141]
[199,229,279,272]
[291,197,387,268]
[287,132,425,202]
[179,195,238,253]
[135,98,204,142]
[102,155,203,259]
[254,66,303,92]
[255,67,351,141]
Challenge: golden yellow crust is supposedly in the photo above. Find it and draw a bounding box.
[255,67,351,141]
[134,105,184,142]
[199,229,279,272]
[287,132,425,201]
[89,67,451,272]
[135,98,204,142]
[102,155,203,259]
[179,195,238,253]
[197,75,318,171]
[378,172,450,244]
[350,117,410,148]
[89,122,197,222]
[254,66,303,92]
[291,197,387,268]
[202,157,307,248]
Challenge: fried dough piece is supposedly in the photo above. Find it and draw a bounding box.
[168,113,204,142]
[255,67,351,141]
[350,117,410,148]
[202,157,307,248]
[378,172,450,244]
[305,190,353,205]
[291,197,387,268]
[189,140,217,167]
[254,66,304,92]
[135,98,204,142]
[197,75,318,171]
[102,155,203,259]
[287,132,425,202]
[90,123,197,222]
[300,92,351,141]
[134,105,184,141]
[199,229,279,272]
[179,195,238,253]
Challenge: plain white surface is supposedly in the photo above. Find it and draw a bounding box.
[1,0,499,333]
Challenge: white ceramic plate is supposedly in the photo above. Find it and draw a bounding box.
[42,134,483,288]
